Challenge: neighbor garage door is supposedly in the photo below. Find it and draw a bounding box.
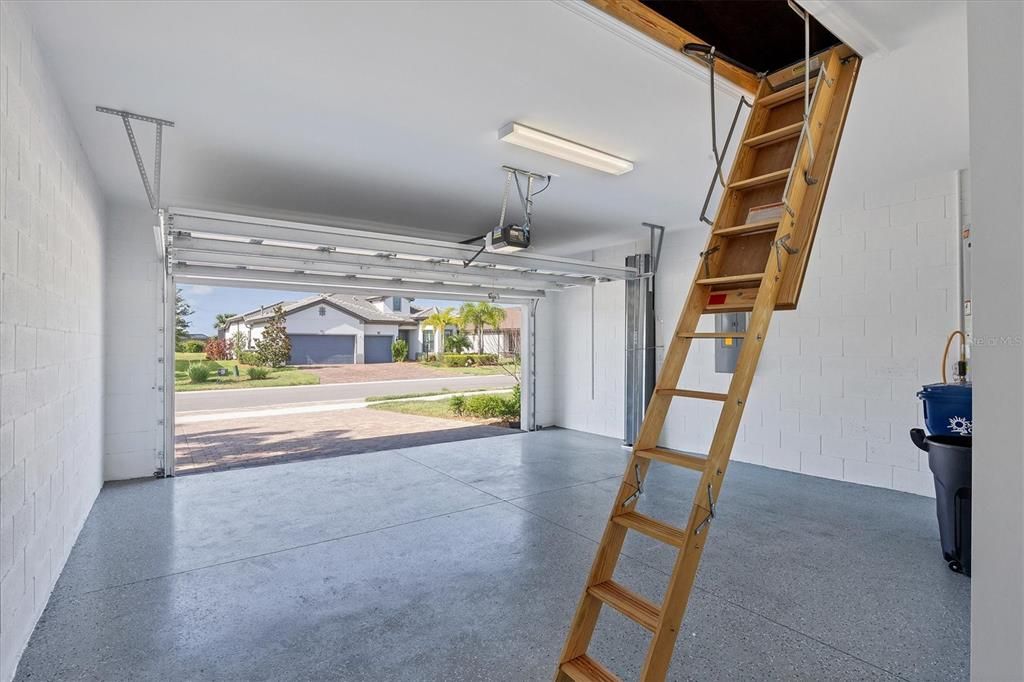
[289,334,355,365]
[364,335,394,364]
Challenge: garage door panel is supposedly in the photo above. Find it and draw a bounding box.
[364,335,393,364]
[289,334,355,365]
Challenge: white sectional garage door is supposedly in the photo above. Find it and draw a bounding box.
[289,334,355,365]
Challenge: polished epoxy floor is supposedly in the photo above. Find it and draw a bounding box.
[16,429,969,680]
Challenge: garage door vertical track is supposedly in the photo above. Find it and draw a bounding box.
[556,45,860,681]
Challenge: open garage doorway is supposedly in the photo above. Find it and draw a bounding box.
[160,207,637,477]
[171,282,527,475]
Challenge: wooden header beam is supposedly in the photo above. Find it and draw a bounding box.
[587,0,760,94]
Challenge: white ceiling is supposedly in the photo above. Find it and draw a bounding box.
[24,0,969,256]
[24,0,745,254]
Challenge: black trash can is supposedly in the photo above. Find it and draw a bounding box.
[911,428,972,575]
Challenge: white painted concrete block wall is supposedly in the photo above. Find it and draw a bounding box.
[966,2,1024,677]
[0,3,106,678]
[541,171,960,497]
[103,204,164,481]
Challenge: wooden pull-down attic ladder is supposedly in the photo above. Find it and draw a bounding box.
[555,35,860,682]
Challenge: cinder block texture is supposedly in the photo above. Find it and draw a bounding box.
[542,170,960,498]
[0,4,106,680]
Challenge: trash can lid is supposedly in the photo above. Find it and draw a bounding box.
[918,382,973,398]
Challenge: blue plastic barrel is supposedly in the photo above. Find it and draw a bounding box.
[917,383,973,436]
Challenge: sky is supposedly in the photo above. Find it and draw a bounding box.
[177,284,472,336]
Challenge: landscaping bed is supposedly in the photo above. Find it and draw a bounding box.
[174,352,320,392]
[368,388,519,426]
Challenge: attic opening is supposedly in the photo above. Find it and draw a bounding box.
[642,0,841,75]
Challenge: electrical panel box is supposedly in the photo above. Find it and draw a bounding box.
[714,312,747,373]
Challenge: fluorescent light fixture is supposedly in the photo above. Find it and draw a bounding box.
[499,122,634,175]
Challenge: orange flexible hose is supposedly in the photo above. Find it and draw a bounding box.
[942,330,967,384]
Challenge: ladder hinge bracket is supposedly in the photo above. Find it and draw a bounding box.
[699,245,720,279]
[622,463,644,507]
[774,234,800,272]
[695,484,716,534]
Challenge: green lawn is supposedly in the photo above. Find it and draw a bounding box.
[368,391,514,421]
[174,353,320,392]
[364,387,493,402]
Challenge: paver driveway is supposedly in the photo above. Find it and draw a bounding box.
[175,407,514,474]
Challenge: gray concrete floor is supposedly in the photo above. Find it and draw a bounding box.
[15,429,968,681]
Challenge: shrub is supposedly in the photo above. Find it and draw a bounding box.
[449,395,466,415]
[229,332,246,360]
[239,351,260,366]
[442,353,499,368]
[462,394,510,418]
[418,353,437,363]
[392,339,409,362]
[444,333,471,354]
[255,305,291,367]
[187,363,211,383]
[247,366,271,380]
[204,338,229,360]
[182,340,206,353]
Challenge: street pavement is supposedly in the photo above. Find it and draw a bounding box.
[175,374,517,413]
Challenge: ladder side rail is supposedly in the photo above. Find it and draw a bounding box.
[637,48,843,682]
[555,79,771,679]
[638,231,792,681]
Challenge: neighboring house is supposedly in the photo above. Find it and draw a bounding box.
[222,294,523,364]
[411,306,458,358]
[413,305,521,357]
[222,294,421,365]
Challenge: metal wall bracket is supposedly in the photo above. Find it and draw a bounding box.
[642,222,665,276]
[97,106,174,212]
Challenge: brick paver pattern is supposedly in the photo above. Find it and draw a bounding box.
[175,407,514,475]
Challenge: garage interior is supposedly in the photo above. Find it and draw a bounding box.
[1,1,1022,681]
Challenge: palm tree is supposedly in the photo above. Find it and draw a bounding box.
[460,302,506,353]
[459,302,486,353]
[423,307,459,358]
[214,312,236,331]
[482,304,507,352]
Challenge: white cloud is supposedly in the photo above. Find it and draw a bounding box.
[184,285,214,296]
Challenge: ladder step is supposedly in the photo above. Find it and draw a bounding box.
[759,76,819,107]
[636,446,709,471]
[704,286,759,312]
[656,388,729,401]
[714,219,780,237]
[588,580,661,632]
[744,121,803,148]
[560,654,621,682]
[614,510,687,547]
[678,332,746,339]
[696,273,764,286]
[729,168,790,190]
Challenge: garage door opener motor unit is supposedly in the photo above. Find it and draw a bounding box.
[463,166,550,265]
